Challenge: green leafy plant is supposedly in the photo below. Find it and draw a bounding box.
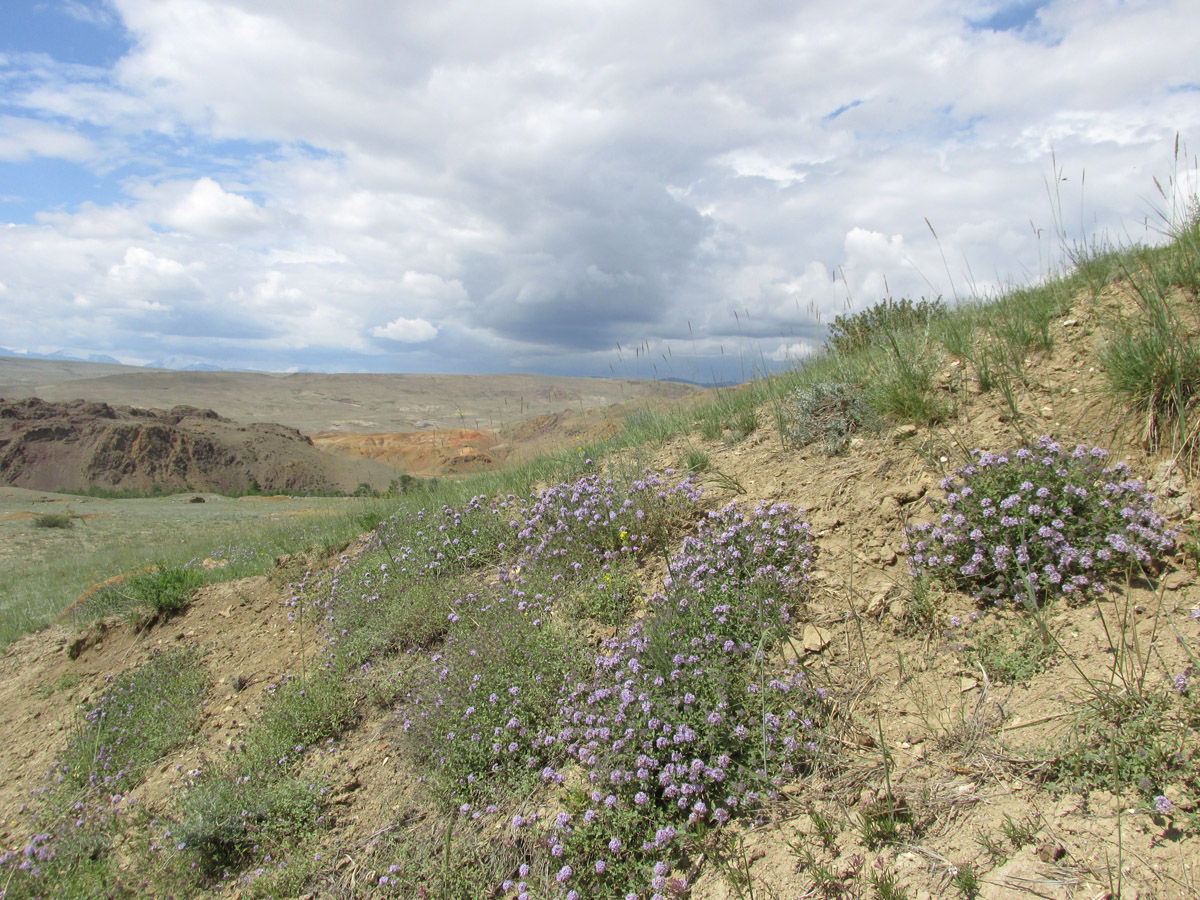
[826,296,947,356]
[963,617,1057,683]
[33,513,74,529]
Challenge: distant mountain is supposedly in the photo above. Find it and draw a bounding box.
[145,359,225,372]
[664,375,741,388]
[0,397,401,494]
[0,347,124,365]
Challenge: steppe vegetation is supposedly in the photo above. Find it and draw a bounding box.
[3,174,1200,899]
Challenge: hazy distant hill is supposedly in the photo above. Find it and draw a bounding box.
[0,358,698,436]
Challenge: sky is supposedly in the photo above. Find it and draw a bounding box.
[1,0,1198,381]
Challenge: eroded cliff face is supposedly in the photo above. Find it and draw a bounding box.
[0,398,393,494]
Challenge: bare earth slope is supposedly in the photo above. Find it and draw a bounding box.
[0,398,400,494]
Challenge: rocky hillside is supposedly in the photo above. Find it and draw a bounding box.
[0,398,400,494]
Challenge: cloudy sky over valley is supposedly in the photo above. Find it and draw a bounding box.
[1,0,1198,380]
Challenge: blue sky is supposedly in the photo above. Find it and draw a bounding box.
[1,0,1198,379]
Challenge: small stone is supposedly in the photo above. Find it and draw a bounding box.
[1153,460,1186,497]
[960,677,979,692]
[1162,568,1195,591]
[803,625,831,653]
[1037,841,1066,862]
[879,545,897,566]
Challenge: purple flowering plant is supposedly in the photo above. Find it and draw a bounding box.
[906,437,1174,608]
[533,502,828,898]
[394,471,705,812]
[2,648,209,892]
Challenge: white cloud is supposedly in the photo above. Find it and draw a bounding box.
[107,246,197,295]
[373,317,438,343]
[0,115,95,161]
[156,177,272,239]
[0,0,1195,376]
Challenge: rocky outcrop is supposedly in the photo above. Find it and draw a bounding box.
[0,398,396,494]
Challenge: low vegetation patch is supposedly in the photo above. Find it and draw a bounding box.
[32,512,74,529]
[781,380,879,454]
[2,648,208,897]
[906,436,1175,608]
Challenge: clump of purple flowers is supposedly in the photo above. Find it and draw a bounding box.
[906,437,1174,608]
[393,471,705,810]
[538,501,826,897]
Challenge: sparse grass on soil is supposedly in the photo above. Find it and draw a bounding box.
[5,184,1200,899]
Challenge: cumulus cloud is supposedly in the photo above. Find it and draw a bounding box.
[153,178,273,239]
[0,0,1196,376]
[373,317,438,343]
[0,115,95,161]
[107,246,196,292]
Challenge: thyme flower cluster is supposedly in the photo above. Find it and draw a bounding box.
[539,502,825,898]
[906,437,1174,607]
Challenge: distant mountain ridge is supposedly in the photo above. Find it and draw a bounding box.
[0,349,238,372]
[0,347,126,366]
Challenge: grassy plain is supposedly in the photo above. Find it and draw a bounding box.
[0,487,392,646]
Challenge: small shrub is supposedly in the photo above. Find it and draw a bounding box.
[397,600,575,809]
[951,863,980,899]
[540,501,826,897]
[176,774,325,877]
[121,566,206,619]
[781,381,879,454]
[1055,685,1196,797]
[906,437,1174,608]
[684,447,711,473]
[826,296,947,356]
[999,812,1041,849]
[858,796,914,849]
[731,405,758,439]
[33,513,74,529]
[572,559,643,625]
[1100,266,1200,457]
[868,864,909,900]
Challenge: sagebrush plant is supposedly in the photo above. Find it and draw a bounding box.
[781,380,880,455]
[906,436,1174,608]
